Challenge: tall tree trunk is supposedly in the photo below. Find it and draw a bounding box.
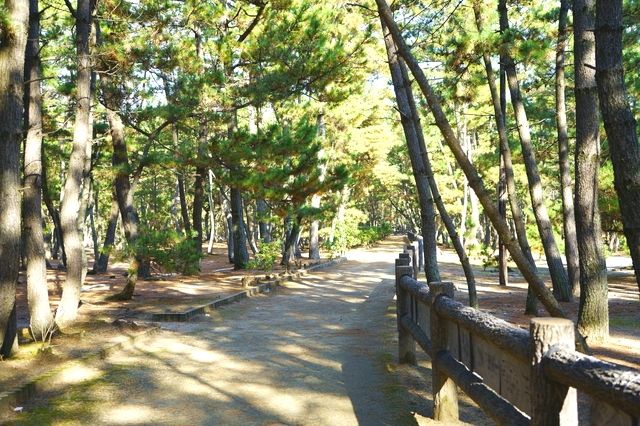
[308,113,326,261]
[193,164,205,253]
[575,0,609,343]
[376,0,568,320]
[473,2,537,313]
[596,0,640,294]
[0,0,28,357]
[499,0,572,302]
[467,131,480,247]
[556,0,581,296]
[382,21,440,283]
[191,30,206,258]
[220,189,234,263]
[23,0,53,340]
[178,173,190,235]
[256,198,271,243]
[106,104,141,300]
[56,0,93,328]
[163,80,190,236]
[207,169,216,254]
[282,215,301,267]
[88,187,99,262]
[498,155,509,287]
[231,187,249,269]
[42,146,65,265]
[92,195,118,273]
[244,202,259,255]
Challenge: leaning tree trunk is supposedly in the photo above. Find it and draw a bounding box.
[375,0,569,320]
[55,0,93,328]
[556,0,581,297]
[390,32,478,306]
[382,21,440,283]
[575,0,609,344]
[92,195,118,273]
[23,0,53,340]
[595,0,640,295]
[473,2,538,313]
[499,0,572,302]
[0,0,29,357]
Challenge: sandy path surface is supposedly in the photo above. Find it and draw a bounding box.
[11,239,489,425]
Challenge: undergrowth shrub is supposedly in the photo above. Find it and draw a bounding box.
[248,240,282,272]
[134,229,202,275]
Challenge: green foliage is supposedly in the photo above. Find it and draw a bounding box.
[247,240,283,272]
[322,208,392,257]
[134,229,202,275]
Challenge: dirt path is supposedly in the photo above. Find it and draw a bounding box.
[9,239,487,425]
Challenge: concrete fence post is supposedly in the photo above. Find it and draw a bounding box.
[529,318,578,425]
[396,256,416,364]
[428,282,458,422]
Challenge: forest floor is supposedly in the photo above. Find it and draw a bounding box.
[1,236,638,424]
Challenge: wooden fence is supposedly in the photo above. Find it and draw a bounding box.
[395,247,640,425]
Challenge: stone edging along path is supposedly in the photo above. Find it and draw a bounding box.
[150,257,347,322]
[0,257,347,416]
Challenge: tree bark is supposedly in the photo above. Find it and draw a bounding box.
[575,0,609,344]
[473,2,538,313]
[595,0,640,295]
[231,187,249,269]
[23,0,53,339]
[282,215,302,267]
[499,0,572,302]
[55,0,93,328]
[556,0,581,296]
[375,0,568,319]
[0,0,29,357]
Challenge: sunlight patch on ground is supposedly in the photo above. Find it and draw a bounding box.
[101,405,157,424]
[57,364,102,385]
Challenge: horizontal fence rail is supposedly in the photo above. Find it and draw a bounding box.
[394,248,640,426]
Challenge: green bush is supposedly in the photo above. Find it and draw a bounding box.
[247,240,282,272]
[134,229,202,275]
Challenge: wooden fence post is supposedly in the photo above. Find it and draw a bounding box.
[396,256,416,364]
[429,282,458,422]
[529,318,578,425]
